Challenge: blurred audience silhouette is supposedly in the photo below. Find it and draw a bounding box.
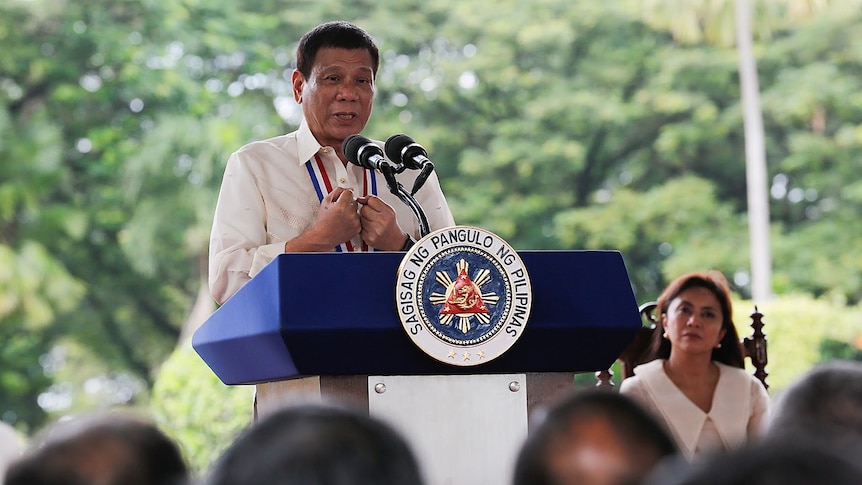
[513,389,678,485]
[645,438,862,485]
[765,359,862,452]
[205,404,425,485]
[13,356,862,485]
[5,410,188,485]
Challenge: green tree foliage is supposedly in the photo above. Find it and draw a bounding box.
[0,0,271,429]
[555,176,749,296]
[360,0,862,305]
[149,344,252,475]
[757,7,862,300]
[733,295,862,390]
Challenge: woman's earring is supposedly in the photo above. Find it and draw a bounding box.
[715,342,722,348]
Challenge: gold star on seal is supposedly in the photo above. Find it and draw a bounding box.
[477,351,486,359]
[448,350,456,359]
[463,352,471,361]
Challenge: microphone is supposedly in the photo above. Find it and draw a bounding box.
[385,134,435,195]
[385,134,435,170]
[343,134,391,172]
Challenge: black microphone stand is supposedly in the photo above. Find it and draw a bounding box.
[380,164,430,237]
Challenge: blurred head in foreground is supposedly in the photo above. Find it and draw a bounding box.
[206,404,425,485]
[648,439,862,485]
[513,390,678,485]
[766,359,862,452]
[5,410,188,485]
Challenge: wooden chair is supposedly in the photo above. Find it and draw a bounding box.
[596,302,769,390]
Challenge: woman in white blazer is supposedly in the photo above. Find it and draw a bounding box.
[620,271,770,461]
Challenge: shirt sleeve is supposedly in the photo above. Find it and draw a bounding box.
[747,378,771,440]
[619,376,647,402]
[412,171,456,233]
[208,151,268,305]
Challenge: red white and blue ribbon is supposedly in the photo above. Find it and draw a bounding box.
[305,154,378,252]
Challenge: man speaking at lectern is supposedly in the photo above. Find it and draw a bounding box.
[207,21,455,416]
[209,20,454,304]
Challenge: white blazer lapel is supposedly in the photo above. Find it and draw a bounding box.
[708,363,751,450]
[636,360,707,459]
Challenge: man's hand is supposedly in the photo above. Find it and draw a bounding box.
[285,187,361,252]
[317,187,362,245]
[357,195,408,251]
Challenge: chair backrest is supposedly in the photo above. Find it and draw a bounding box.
[596,302,769,390]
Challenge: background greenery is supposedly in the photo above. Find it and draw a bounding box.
[2,0,861,475]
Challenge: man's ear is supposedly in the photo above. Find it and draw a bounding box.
[292,69,304,103]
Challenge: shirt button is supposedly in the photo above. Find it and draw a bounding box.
[321,147,332,153]
[338,177,347,184]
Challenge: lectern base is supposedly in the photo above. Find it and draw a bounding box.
[370,374,524,485]
[255,375,370,418]
[254,373,574,485]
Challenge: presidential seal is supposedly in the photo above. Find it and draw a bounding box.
[395,226,532,366]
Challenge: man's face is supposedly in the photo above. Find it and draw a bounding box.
[292,47,375,155]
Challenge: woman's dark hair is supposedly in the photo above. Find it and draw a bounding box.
[295,20,380,79]
[640,271,745,368]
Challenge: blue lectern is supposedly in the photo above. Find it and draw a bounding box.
[193,250,640,485]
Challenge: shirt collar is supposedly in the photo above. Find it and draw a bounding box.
[709,362,751,449]
[635,360,750,459]
[635,360,705,459]
[295,118,326,166]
